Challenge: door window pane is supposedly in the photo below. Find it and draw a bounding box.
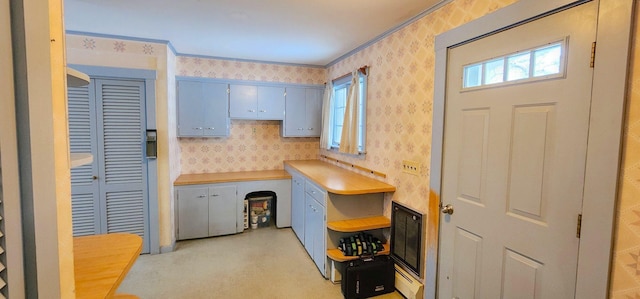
[464,63,483,88]
[507,52,531,81]
[484,59,504,85]
[533,43,562,77]
[461,40,565,90]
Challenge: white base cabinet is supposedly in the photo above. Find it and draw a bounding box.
[175,178,292,241]
[288,166,328,276]
[177,187,209,240]
[177,184,237,240]
[291,173,305,241]
[285,162,390,279]
[208,185,237,237]
[305,192,326,274]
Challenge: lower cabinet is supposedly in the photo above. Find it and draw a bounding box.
[291,173,305,242]
[175,177,292,241]
[177,184,237,240]
[305,194,326,274]
[208,185,237,236]
[285,163,389,280]
[177,187,209,240]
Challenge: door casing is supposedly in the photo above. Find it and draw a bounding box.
[427,0,634,298]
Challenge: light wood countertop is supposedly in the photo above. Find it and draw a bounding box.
[284,160,395,195]
[174,170,292,186]
[74,233,142,299]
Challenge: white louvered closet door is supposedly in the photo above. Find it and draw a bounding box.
[68,78,150,254]
[69,84,100,236]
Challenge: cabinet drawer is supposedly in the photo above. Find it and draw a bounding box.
[305,180,325,205]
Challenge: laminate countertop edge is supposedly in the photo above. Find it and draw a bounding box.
[284,160,396,195]
[174,170,292,186]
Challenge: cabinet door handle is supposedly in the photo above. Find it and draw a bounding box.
[193,127,203,130]
[259,109,267,113]
[248,109,255,112]
[211,194,219,197]
[197,195,207,198]
[308,128,313,130]
[206,127,215,130]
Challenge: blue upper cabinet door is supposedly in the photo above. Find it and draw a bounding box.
[229,84,258,119]
[283,87,306,136]
[305,88,323,137]
[202,82,230,137]
[257,86,285,120]
[177,80,206,136]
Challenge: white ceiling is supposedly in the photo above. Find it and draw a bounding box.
[64,0,444,66]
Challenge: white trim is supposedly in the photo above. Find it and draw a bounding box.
[427,0,633,298]
[575,1,634,297]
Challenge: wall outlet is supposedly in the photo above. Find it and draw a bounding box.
[402,160,420,176]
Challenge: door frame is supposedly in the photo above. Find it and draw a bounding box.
[69,64,160,254]
[426,0,634,298]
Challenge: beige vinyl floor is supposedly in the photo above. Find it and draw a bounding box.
[117,225,403,299]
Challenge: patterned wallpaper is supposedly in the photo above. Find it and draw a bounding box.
[323,0,516,215]
[177,57,325,85]
[610,10,640,299]
[176,56,326,174]
[178,121,319,173]
[65,0,640,295]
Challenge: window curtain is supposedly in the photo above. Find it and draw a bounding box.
[339,70,361,154]
[319,82,333,150]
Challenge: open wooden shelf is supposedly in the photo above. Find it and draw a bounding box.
[70,153,93,168]
[327,216,390,232]
[67,67,90,87]
[327,243,390,262]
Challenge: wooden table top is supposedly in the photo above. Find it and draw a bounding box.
[74,233,142,299]
[284,160,396,195]
[174,170,292,186]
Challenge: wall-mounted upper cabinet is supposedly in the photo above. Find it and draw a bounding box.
[282,87,323,137]
[177,80,230,137]
[229,85,285,120]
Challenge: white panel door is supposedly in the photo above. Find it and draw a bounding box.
[438,2,597,298]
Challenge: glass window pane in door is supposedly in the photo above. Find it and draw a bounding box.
[533,44,562,77]
[484,59,504,85]
[507,52,531,81]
